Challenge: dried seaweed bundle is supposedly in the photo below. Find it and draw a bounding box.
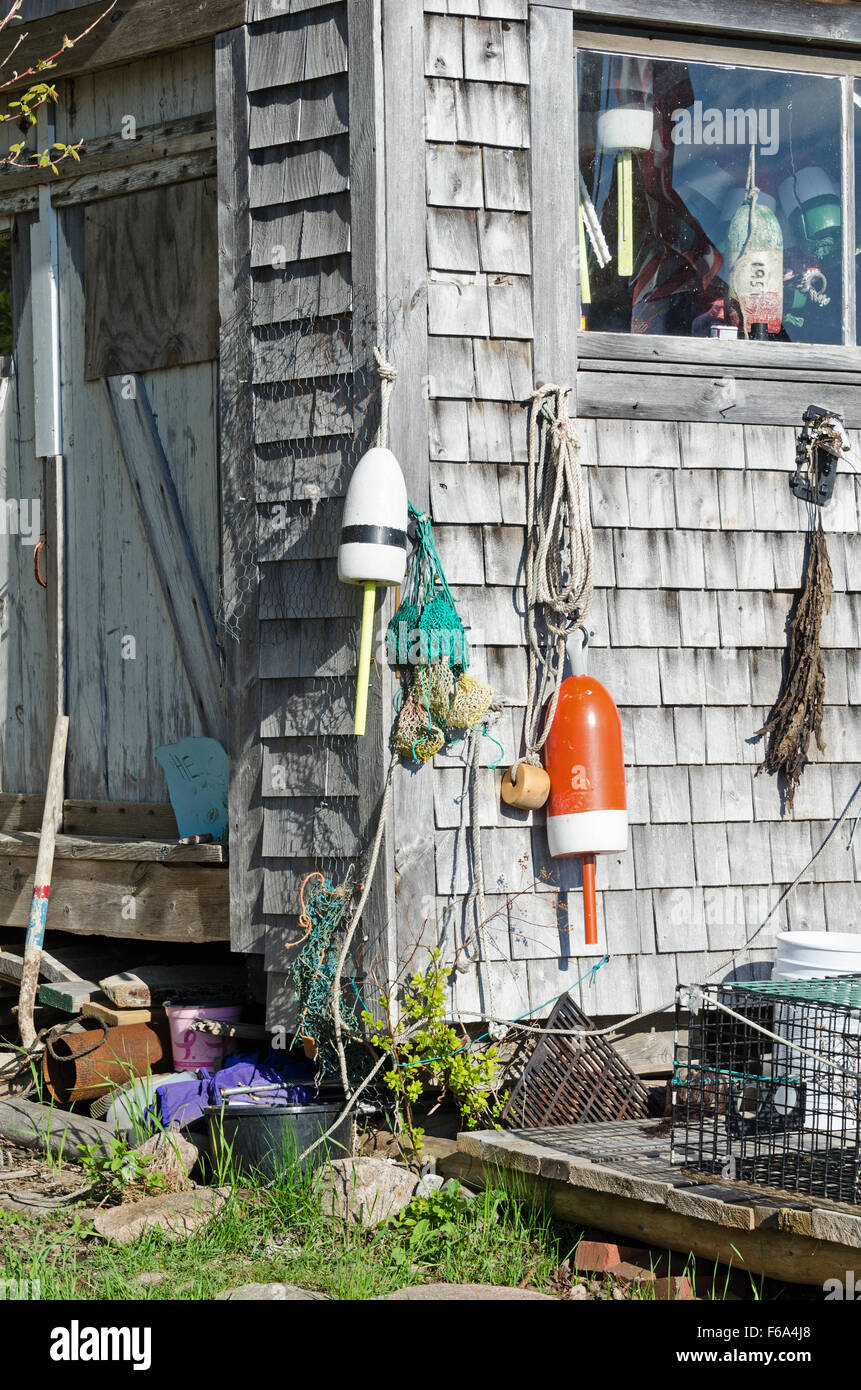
[756,523,832,810]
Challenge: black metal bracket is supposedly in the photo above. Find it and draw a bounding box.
[790,404,843,507]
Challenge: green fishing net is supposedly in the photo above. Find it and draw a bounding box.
[388,504,494,764]
[289,872,365,1078]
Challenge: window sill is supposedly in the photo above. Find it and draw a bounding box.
[579,331,861,378]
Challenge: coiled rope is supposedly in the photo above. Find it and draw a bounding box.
[521,385,594,771]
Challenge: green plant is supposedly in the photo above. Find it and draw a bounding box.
[77,1137,166,1202]
[391,1181,473,1244]
[363,949,505,1152]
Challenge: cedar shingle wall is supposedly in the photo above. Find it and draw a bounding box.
[245,0,360,1027]
[415,0,861,1019]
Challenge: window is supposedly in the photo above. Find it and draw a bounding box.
[577,43,854,347]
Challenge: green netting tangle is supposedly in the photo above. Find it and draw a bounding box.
[289,872,366,1080]
[387,503,494,764]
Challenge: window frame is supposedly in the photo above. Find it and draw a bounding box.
[573,22,861,368]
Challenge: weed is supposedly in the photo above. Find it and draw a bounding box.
[77,1138,166,1204]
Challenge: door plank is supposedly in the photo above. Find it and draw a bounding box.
[102,374,227,744]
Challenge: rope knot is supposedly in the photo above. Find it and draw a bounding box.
[374,347,398,385]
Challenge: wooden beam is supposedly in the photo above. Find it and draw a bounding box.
[216,26,263,955]
[63,798,177,838]
[0,141,217,217]
[530,4,578,391]
[0,0,247,92]
[0,831,226,863]
[576,367,861,426]
[537,0,861,49]
[102,374,227,744]
[580,329,861,375]
[0,793,182,837]
[0,857,229,941]
[0,112,215,202]
[381,0,433,984]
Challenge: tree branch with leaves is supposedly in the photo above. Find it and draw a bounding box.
[0,0,116,173]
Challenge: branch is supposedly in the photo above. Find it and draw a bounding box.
[0,1,117,91]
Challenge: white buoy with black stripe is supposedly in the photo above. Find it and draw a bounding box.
[339,445,408,736]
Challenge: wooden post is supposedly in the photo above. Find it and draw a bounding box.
[18,715,69,1049]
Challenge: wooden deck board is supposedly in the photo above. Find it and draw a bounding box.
[441,1119,861,1284]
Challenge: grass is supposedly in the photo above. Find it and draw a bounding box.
[0,1157,573,1301]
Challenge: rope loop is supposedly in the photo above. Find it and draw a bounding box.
[521,388,594,765]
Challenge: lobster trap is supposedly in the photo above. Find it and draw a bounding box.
[672,978,861,1205]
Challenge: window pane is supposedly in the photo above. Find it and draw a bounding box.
[578,52,843,343]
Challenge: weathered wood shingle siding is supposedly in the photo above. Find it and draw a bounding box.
[245,0,392,1023]
[410,1,861,1020]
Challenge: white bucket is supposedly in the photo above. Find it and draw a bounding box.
[775,931,861,981]
[772,933,861,1136]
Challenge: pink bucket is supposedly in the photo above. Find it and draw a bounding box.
[165,1004,242,1071]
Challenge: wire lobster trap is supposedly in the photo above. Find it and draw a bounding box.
[672,977,861,1205]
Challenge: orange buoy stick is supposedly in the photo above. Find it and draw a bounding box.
[581,854,598,946]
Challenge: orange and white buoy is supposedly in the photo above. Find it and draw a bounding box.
[543,630,627,945]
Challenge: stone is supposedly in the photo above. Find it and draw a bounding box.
[378,1283,555,1300]
[135,1131,199,1186]
[313,1157,419,1228]
[133,1271,169,1287]
[414,1173,446,1198]
[216,1283,330,1301]
[93,1187,226,1244]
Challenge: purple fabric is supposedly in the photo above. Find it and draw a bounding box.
[155,1050,317,1129]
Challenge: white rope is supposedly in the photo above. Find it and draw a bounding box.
[374,347,397,450]
[331,751,398,1095]
[521,385,594,770]
[578,173,611,268]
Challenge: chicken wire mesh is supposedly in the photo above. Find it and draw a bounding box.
[672,977,861,1205]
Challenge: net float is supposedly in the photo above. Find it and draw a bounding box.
[338,446,408,736]
[544,629,628,946]
[596,58,653,277]
[501,761,551,810]
[727,178,784,336]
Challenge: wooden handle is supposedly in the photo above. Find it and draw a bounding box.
[354,582,377,737]
[18,714,69,1048]
[582,854,598,947]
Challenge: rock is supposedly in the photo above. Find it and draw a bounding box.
[133,1271,169,1287]
[568,1283,590,1300]
[414,1173,445,1198]
[378,1283,554,1301]
[135,1131,198,1187]
[216,1284,330,1301]
[313,1157,418,1228]
[93,1187,226,1244]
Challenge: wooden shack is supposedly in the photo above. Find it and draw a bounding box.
[0,0,859,1042]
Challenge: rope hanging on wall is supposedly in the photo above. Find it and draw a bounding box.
[502,385,594,810]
